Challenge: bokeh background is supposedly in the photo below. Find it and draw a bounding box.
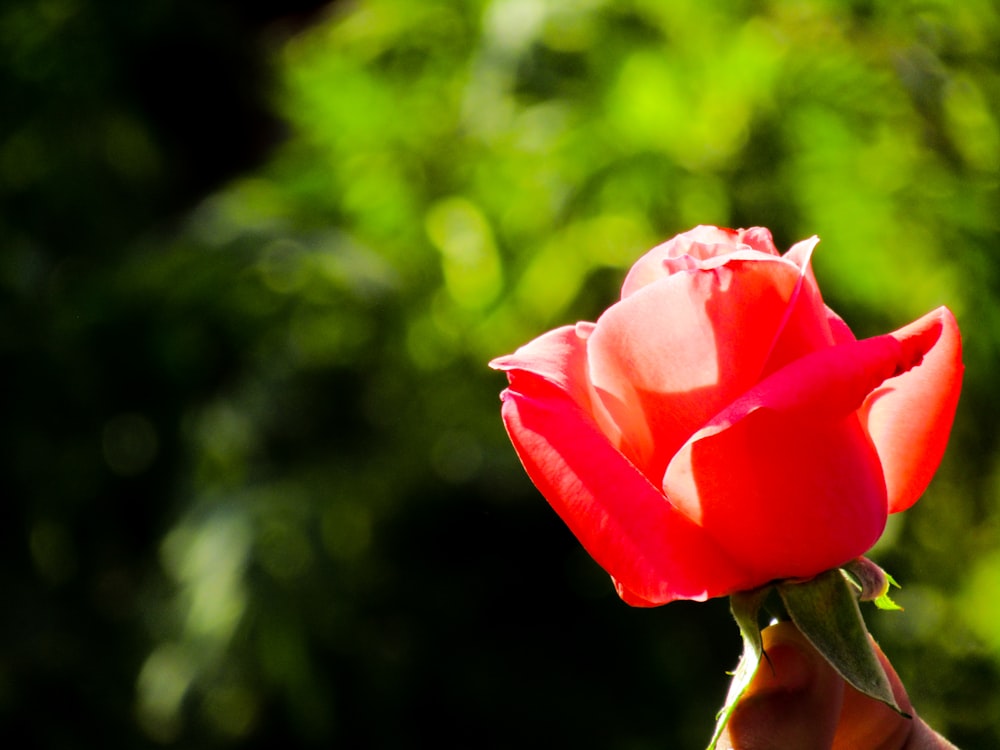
[3,0,999,747]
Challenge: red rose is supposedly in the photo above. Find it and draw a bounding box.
[490,226,962,606]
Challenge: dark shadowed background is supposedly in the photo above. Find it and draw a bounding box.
[3,0,1000,747]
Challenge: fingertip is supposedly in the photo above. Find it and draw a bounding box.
[723,623,844,750]
[747,622,822,696]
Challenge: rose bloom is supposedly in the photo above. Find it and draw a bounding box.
[490,226,962,606]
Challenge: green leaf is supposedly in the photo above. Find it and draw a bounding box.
[778,569,907,715]
[706,586,772,750]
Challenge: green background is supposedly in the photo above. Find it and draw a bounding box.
[3,0,999,746]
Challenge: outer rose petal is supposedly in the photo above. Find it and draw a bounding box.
[490,324,593,409]
[665,410,887,583]
[498,377,751,605]
[863,307,963,512]
[663,332,933,581]
[490,323,635,461]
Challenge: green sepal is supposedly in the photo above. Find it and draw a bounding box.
[875,571,903,611]
[706,586,772,750]
[730,585,771,663]
[778,569,908,716]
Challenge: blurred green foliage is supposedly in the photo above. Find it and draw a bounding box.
[4,0,1000,747]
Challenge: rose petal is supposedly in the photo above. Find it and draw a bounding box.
[588,255,806,484]
[663,332,934,580]
[862,307,963,512]
[783,236,820,276]
[490,324,594,408]
[760,236,838,377]
[826,306,857,345]
[737,226,780,255]
[490,323,636,460]
[621,225,778,297]
[618,231,712,298]
[498,377,751,604]
[665,409,887,583]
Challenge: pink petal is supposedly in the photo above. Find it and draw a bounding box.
[863,307,963,512]
[759,236,838,377]
[736,226,780,255]
[663,332,931,581]
[785,237,856,346]
[498,378,751,604]
[587,256,806,484]
[621,225,778,298]
[826,306,857,345]
[783,236,820,276]
[490,324,594,408]
[490,323,631,457]
[665,410,887,583]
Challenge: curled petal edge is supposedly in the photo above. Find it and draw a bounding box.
[863,306,963,513]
